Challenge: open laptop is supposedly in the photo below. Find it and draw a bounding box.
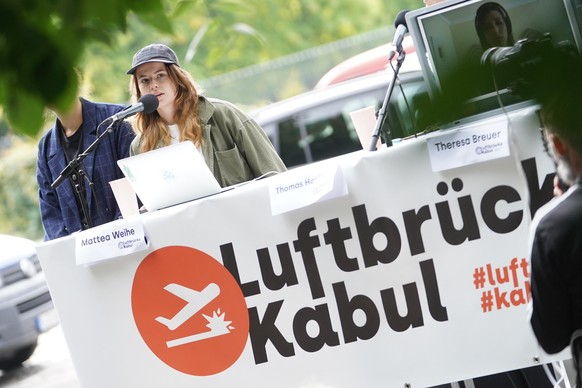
[116,141,222,211]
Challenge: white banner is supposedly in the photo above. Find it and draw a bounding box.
[37,105,567,388]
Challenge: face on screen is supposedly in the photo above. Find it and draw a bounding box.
[481,10,509,47]
[415,0,579,102]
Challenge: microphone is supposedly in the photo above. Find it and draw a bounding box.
[388,10,410,61]
[109,94,159,122]
[50,94,159,190]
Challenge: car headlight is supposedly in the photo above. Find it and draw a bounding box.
[19,256,38,278]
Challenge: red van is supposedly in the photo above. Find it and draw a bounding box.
[314,36,416,89]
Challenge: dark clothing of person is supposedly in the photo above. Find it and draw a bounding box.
[37,98,135,240]
[530,181,582,354]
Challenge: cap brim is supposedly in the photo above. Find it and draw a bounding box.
[126,59,177,75]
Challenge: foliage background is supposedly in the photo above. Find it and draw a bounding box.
[0,0,424,240]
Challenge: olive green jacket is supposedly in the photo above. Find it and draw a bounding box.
[130,96,286,187]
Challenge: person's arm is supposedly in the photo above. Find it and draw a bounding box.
[217,98,286,175]
[530,225,572,354]
[36,136,69,240]
[204,97,286,184]
[36,97,84,240]
[238,115,287,176]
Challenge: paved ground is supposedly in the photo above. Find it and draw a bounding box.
[0,325,80,388]
[0,323,576,388]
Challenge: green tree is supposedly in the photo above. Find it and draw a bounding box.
[0,0,172,137]
[0,140,43,238]
[1,0,425,240]
[1,0,423,135]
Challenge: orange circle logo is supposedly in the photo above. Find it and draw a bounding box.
[131,246,249,375]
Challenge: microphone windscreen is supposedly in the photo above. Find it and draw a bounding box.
[139,94,159,114]
[394,10,410,28]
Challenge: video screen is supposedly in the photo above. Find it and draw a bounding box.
[406,0,582,122]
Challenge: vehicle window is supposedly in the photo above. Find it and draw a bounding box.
[278,117,308,167]
[301,95,383,163]
[304,112,360,163]
[387,77,429,139]
[276,94,384,167]
[263,123,278,152]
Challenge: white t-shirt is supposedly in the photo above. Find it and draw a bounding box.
[169,124,180,144]
[168,124,202,153]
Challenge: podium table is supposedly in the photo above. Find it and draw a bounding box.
[37,105,568,387]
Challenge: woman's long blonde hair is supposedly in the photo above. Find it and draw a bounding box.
[129,64,203,153]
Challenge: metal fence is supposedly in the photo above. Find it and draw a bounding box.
[198,28,392,110]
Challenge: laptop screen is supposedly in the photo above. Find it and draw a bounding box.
[117,141,222,211]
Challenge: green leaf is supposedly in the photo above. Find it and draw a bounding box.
[134,10,174,35]
[170,0,201,19]
[129,0,173,34]
[209,0,253,14]
[6,91,46,137]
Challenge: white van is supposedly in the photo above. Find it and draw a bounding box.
[249,52,426,168]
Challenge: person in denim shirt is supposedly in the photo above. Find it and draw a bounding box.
[37,97,135,240]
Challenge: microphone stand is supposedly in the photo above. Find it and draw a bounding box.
[51,118,123,229]
[369,48,407,151]
[73,167,93,229]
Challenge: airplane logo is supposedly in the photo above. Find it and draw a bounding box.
[132,246,250,375]
[156,282,235,348]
